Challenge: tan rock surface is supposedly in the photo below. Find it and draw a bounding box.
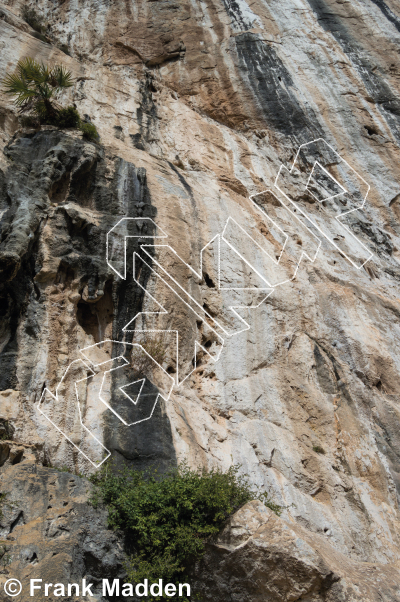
[194,500,400,601]
[0,0,400,599]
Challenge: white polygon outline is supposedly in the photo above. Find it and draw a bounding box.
[306,161,347,203]
[39,137,373,468]
[120,378,145,405]
[37,341,174,467]
[138,239,273,336]
[36,358,109,468]
[274,137,373,269]
[106,217,168,279]
[79,340,174,425]
[222,214,287,267]
[247,188,322,287]
[130,252,226,386]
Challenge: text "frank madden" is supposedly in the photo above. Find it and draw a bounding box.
[30,578,191,597]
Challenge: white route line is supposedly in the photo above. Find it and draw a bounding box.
[129,252,225,386]
[138,241,272,337]
[274,137,373,269]
[248,189,322,286]
[306,161,347,203]
[80,341,174,425]
[38,138,373,467]
[106,217,168,279]
[36,358,110,467]
[37,342,174,467]
[120,378,145,405]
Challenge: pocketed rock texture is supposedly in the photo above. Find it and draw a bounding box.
[0,0,400,600]
[0,460,125,602]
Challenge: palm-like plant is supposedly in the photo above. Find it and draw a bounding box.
[2,57,74,122]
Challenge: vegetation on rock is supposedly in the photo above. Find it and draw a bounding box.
[21,5,47,36]
[130,335,168,377]
[2,57,73,122]
[2,58,100,142]
[80,121,100,142]
[53,106,81,128]
[0,493,7,520]
[0,420,14,441]
[90,462,281,600]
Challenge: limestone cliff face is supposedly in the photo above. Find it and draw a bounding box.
[1,0,400,600]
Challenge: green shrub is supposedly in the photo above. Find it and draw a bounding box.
[3,58,101,140]
[80,121,100,142]
[0,420,14,441]
[90,462,281,600]
[130,335,167,378]
[313,445,326,454]
[0,545,11,569]
[21,6,46,34]
[31,31,50,44]
[2,57,73,123]
[55,106,81,128]
[20,115,38,128]
[0,493,6,520]
[59,44,70,56]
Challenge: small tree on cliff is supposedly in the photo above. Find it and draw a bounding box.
[2,57,74,123]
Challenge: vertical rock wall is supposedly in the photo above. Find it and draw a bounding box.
[0,0,400,599]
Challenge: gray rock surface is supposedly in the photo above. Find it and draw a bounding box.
[0,461,125,601]
[0,0,400,599]
[194,500,400,601]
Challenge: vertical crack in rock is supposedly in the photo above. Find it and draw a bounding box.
[168,161,202,261]
[106,160,177,473]
[0,253,36,390]
[131,72,159,152]
[222,0,261,32]
[307,0,400,142]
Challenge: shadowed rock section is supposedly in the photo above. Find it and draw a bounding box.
[0,462,125,600]
[306,0,400,142]
[368,0,400,33]
[0,130,176,474]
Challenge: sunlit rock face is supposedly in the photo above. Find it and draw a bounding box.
[1,0,400,599]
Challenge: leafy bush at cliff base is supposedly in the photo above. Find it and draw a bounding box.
[90,462,281,600]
